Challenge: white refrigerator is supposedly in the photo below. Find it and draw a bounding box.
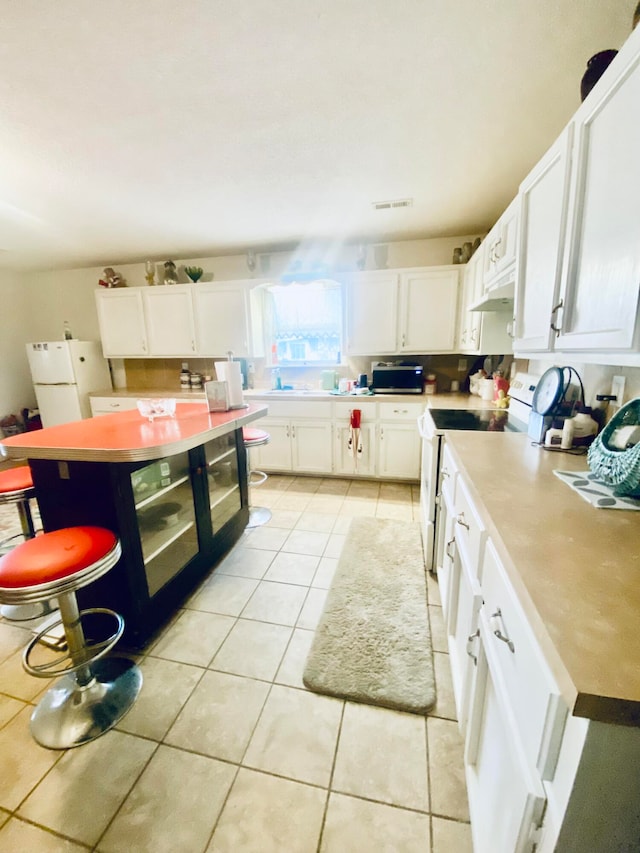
[26,341,112,427]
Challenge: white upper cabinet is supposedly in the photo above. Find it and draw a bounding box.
[193,282,251,357]
[514,128,573,352]
[345,271,398,354]
[346,267,460,355]
[142,286,197,356]
[399,268,460,352]
[96,280,263,358]
[555,38,640,353]
[95,289,148,357]
[482,197,519,291]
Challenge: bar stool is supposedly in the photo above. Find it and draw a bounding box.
[0,466,54,622]
[242,427,272,528]
[0,526,142,749]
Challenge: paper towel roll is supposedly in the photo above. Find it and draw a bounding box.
[215,361,244,409]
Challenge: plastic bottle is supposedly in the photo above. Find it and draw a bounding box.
[561,418,574,450]
[272,368,282,390]
[425,374,437,395]
[571,408,599,447]
[544,427,563,447]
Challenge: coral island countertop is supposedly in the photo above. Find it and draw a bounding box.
[445,431,640,725]
[0,402,268,464]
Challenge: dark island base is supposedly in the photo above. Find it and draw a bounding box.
[29,430,250,647]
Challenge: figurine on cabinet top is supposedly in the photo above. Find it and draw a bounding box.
[98,267,126,288]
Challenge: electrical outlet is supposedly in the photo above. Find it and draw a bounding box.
[611,375,626,408]
[458,358,467,372]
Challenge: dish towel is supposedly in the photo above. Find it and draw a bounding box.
[553,470,640,510]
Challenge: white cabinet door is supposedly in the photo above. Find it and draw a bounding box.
[399,268,459,352]
[194,283,251,357]
[457,261,482,353]
[250,419,292,471]
[334,423,376,477]
[465,625,546,853]
[483,197,519,291]
[447,544,483,735]
[291,421,333,473]
[557,48,640,352]
[514,128,573,352]
[377,422,421,479]
[143,286,197,356]
[95,289,148,357]
[346,272,398,354]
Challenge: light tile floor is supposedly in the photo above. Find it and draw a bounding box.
[0,476,472,852]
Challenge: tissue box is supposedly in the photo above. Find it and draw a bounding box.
[205,380,229,412]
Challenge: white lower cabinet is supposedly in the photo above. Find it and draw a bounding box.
[251,417,332,474]
[439,451,567,852]
[376,402,422,480]
[438,449,640,852]
[465,634,547,853]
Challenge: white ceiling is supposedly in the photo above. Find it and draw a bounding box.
[0,1,635,271]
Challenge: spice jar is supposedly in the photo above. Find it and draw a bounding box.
[189,373,203,390]
[425,374,437,395]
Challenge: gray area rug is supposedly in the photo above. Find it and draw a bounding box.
[303,517,436,715]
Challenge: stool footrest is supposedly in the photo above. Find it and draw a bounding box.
[23,607,124,679]
[249,469,268,487]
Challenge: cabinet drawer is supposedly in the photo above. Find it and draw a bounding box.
[263,400,333,419]
[451,475,486,575]
[378,401,424,421]
[439,442,458,506]
[90,396,139,415]
[480,539,567,780]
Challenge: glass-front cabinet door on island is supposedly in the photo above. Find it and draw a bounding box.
[131,452,199,597]
[204,433,242,532]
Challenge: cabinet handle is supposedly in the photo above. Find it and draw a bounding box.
[445,537,456,559]
[456,512,470,530]
[440,467,449,479]
[467,628,480,665]
[142,340,147,352]
[490,608,515,653]
[380,427,384,439]
[401,333,406,347]
[285,426,290,438]
[550,299,564,335]
[393,409,408,414]
[191,340,196,352]
[291,425,296,438]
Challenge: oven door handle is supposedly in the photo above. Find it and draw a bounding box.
[417,412,433,439]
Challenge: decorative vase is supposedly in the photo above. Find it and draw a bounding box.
[580,50,618,102]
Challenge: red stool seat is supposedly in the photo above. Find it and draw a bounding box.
[0,466,34,496]
[0,527,117,589]
[243,427,270,444]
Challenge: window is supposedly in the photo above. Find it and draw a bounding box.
[263,279,343,365]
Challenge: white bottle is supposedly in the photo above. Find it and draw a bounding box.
[561,418,574,450]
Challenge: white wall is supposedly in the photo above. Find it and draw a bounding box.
[0,269,38,417]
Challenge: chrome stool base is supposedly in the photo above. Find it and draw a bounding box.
[2,600,55,623]
[30,656,142,749]
[247,506,272,528]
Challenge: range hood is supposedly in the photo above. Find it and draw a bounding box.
[468,280,515,311]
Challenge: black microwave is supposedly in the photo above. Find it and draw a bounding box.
[371,363,424,394]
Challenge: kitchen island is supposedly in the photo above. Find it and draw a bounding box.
[0,402,267,645]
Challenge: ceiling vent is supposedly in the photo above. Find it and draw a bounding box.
[372,198,413,211]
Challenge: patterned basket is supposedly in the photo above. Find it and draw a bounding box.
[588,398,640,497]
